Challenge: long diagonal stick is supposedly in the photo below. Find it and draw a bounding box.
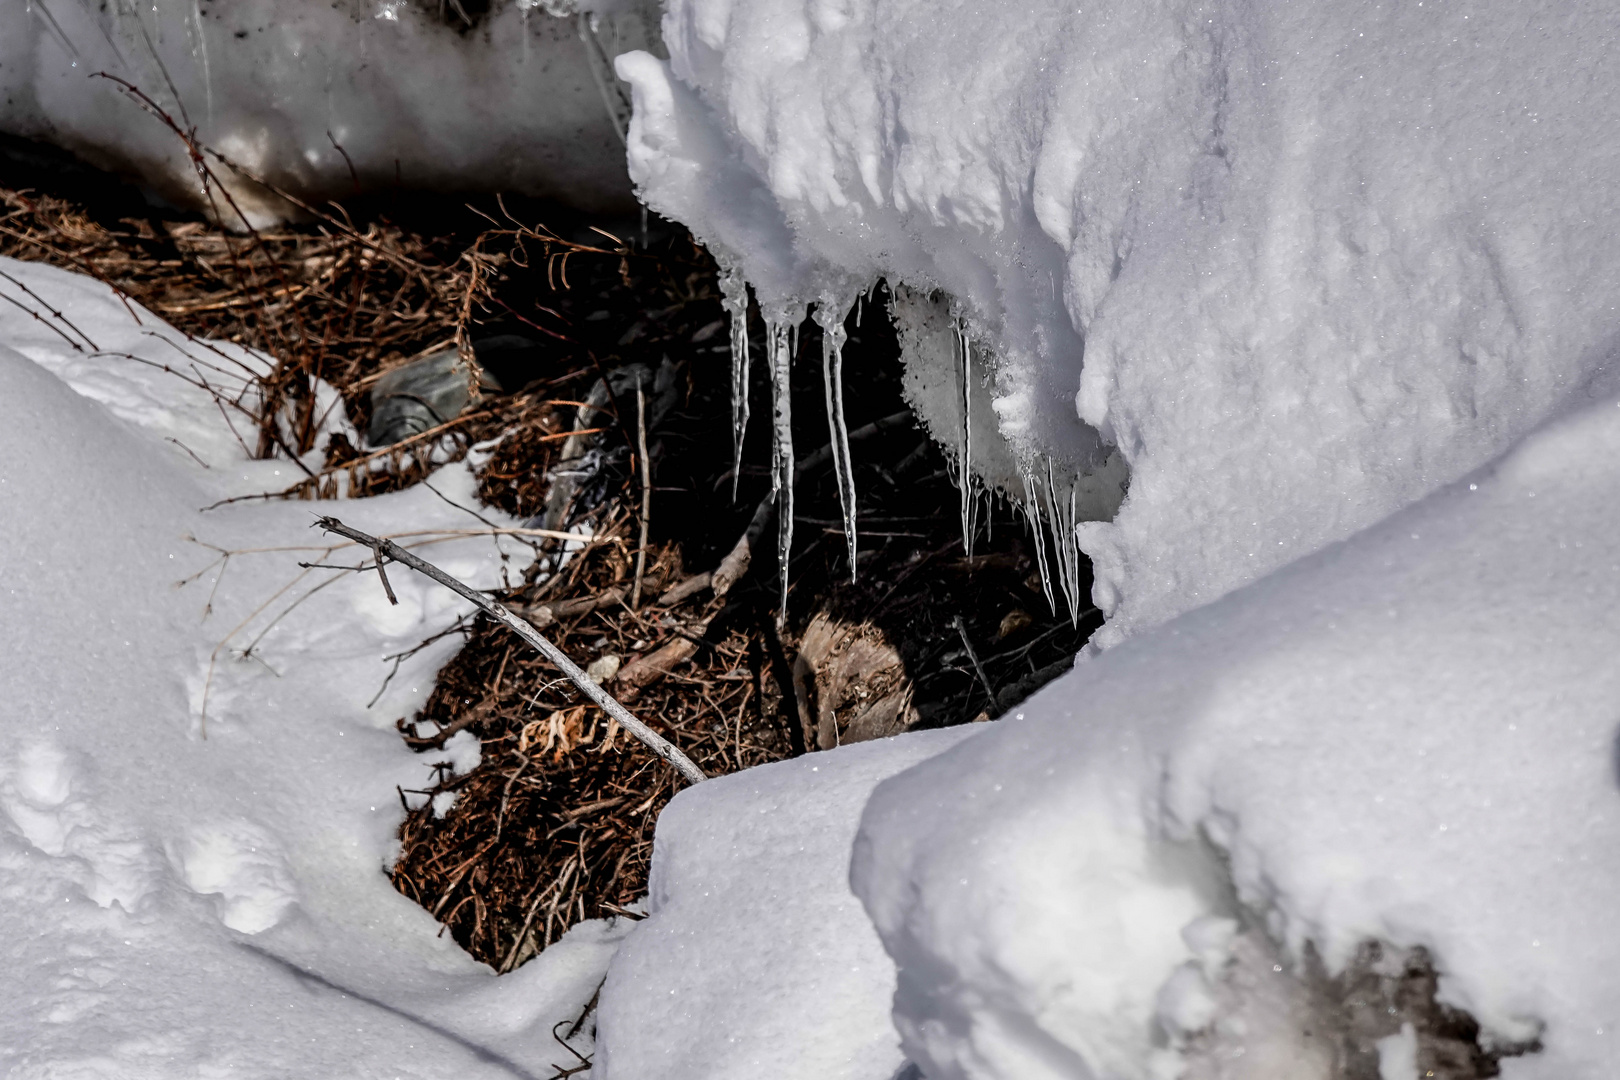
[315,516,707,785]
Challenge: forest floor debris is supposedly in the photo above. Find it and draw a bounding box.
[0,135,1100,968]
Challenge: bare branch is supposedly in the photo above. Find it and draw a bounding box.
[314,516,707,785]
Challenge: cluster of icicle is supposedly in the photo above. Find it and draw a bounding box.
[719,262,862,621]
[947,318,1088,625]
[718,264,1091,629]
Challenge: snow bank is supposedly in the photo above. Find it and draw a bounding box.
[4,0,659,223]
[617,0,1620,644]
[594,727,974,1080]
[0,257,621,1077]
[850,390,1620,1079]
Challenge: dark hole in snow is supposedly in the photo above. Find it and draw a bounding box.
[1306,941,1541,1080]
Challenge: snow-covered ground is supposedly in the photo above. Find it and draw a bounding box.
[594,727,975,1080]
[4,0,659,223]
[16,245,1620,1080]
[0,257,622,1078]
[9,2,1620,1078]
[587,351,1620,1080]
[851,391,1620,1079]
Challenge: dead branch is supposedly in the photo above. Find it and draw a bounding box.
[315,516,707,785]
[512,586,625,628]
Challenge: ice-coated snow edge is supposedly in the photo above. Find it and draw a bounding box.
[616,0,1620,653]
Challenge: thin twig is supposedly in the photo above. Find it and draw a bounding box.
[315,516,707,785]
[632,373,650,609]
[953,614,999,713]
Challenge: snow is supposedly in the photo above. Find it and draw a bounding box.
[0,257,625,1077]
[589,376,1620,1079]
[849,390,1620,1079]
[593,728,974,1080]
[1378,1025,1420,1080]
[617,0,1620,645]
[3,0,660,224]
[9,1,1620,1074]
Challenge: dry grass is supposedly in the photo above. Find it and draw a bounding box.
[0,83,636,493]
[390,522,794,970]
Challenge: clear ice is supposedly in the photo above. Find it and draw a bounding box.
[954,316,980,557]
[718,261,751,501]
[816,297,858,579]
[767,316,796,620]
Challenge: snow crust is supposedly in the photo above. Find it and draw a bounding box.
[4,0,659,222]
[594,728,974,1080]
[617,0,1620,645]
[850,391,1620,1079]
[0,257,622,1077]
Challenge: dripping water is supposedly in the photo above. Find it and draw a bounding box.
[28,1,83,67]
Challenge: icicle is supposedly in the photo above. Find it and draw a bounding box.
[718,262,751,501]
[1041,457,1084,626]
[767,317,796,621]
[955,316,976,557]
[188,0,213,126]
[1021,470,1057,614]
[816,297,858,579]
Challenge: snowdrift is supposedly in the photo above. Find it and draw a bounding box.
[616,0,1620,645]
[0,257,619,1077]
[596,379,1620,1080]
[3,0,659,223]
[593,727,974,1080]
[852,387,1620,1079]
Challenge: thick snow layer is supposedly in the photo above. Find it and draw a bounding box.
[850,391,1620,1079]
[618,0,1620,645]
[593,728,974,1080]
[0,258,622,1077]
[4,0,659,222]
